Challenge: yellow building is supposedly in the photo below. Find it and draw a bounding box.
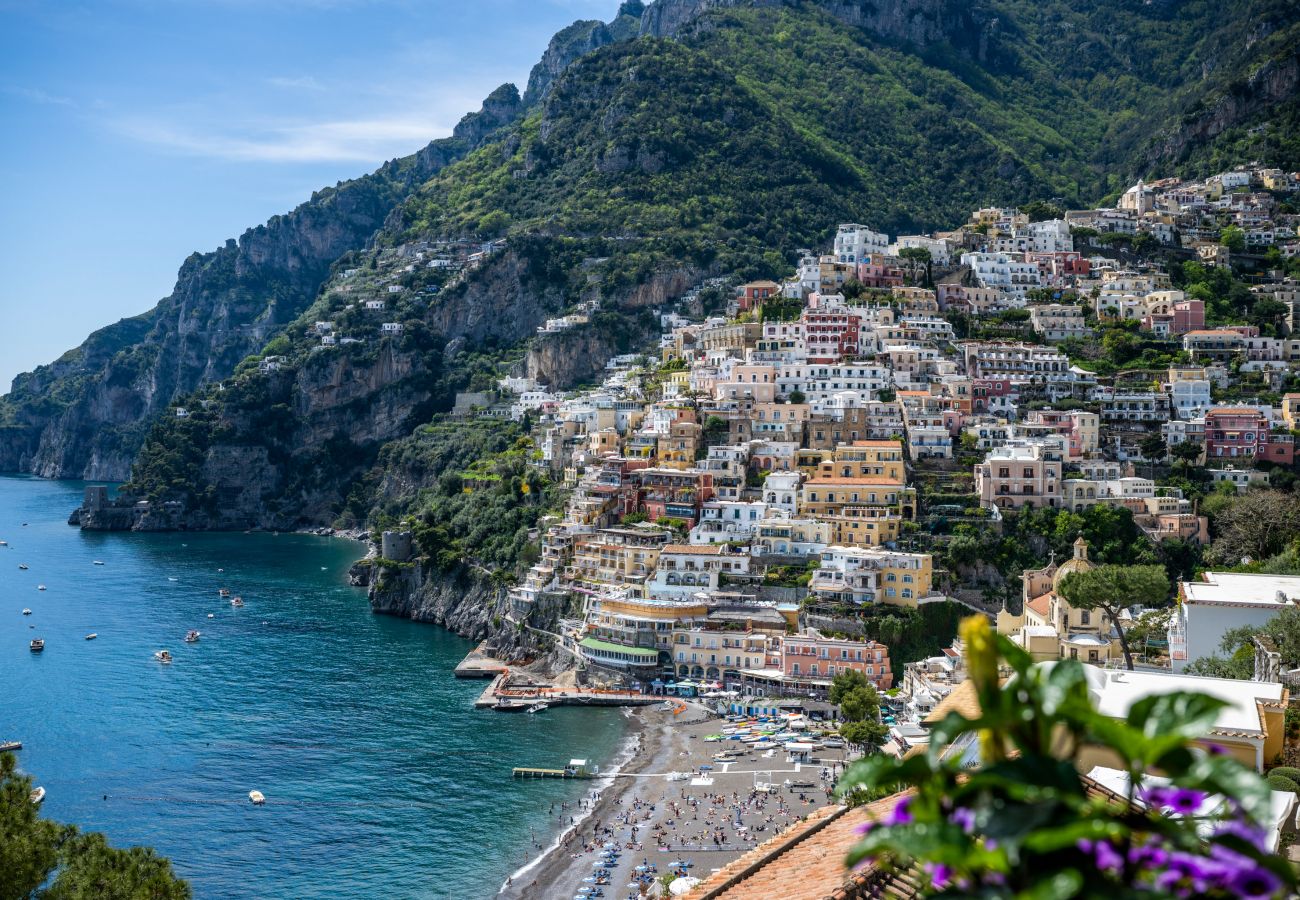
[823,506,902,547]
[655,421,702,470]
[568,527,670,589]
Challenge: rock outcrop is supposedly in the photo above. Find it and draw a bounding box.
[0,85,526,481]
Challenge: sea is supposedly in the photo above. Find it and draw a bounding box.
[0,475,630,899]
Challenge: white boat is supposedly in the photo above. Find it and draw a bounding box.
[207,613,215,618]
[21,609,31,616]
[37,585,46,591]
[29,786,45,805]
[184,630,200,643]
[526,702,549,714]
[248,790,265,805]
[29,639,44,653]
[85,633,97,640]
[231,596,244,607]
[218,588,230,597]
[154,650,172,663]
[93,560,105,565]
[167,577,178,582]
[18,564,27,570]
[0,540,7,546]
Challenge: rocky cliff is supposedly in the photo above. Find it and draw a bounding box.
[0,84,525,481]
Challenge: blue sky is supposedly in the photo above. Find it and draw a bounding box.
[0,0,623,391]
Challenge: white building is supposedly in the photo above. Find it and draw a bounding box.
[1169,571,1300,671]
[833,224,889,264]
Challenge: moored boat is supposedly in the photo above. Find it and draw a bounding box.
[154,650,172,663]
[526,702,549,714]
[22,608,31,616]
[231,596,244,607]
[30,639,44,652]
[37,585,46,591]
[184,630,200,643]
[93,560,104,566]
[18,564,27,570]
[0,740,21,752]
[85,633,97,640]
[248,790,265,805]
[218,588,231,597]
[29,786,45,805]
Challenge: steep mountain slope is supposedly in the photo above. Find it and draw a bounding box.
[107,0,1300,532]
[15,0,1300,499]
[0,84,524,480]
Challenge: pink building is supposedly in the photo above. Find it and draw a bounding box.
[1171,299,1205,335]
[781,634,892,690]
[1203,408,1294,465]
[856,258,904,289]
[801,309,861,363]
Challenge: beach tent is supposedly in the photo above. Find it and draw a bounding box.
[669,877,700,896]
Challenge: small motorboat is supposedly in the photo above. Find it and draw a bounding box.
[85,633,97,641]
[93,560,104,566]
[154,650,172,663]
[218,588,231,597]
[18,564,27,570]
[167,577,178,582]
[37,585,46,591]
[0,540,7,546]
[207,613,215,618]
[526,702,549,714]
[30,639,44,652]
[184,630,200,643]
[29,786,45,805]
[248,790,265,805]
[21,608,31,616]
[0,740,21,752]
[231,596,244,607]
[217,568,224,573]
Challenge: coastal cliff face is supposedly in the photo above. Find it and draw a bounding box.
[0,85,525,481]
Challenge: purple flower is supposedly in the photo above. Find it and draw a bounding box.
[1204,741,1229,756]
[948,806,975,833]
[1165,788,1206,816]
[1213,820,1269,852]
[1078,839,1122,873]
[1128,842,1169,871]
[885,796,913,826]
[1233,866,1282,900]
[854,820,876,836]
[924,862,952,889]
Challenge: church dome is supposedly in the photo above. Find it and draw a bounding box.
[1052,536,1094,591]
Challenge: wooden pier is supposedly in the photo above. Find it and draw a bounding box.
[513,758,598,779]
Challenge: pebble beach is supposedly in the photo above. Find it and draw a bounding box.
[499,702,853,899]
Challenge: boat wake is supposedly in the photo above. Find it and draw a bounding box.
[499,713,640,893]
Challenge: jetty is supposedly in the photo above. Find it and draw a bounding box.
[475,672,663,711]
[513,759,598,779]
[453,642,510,679]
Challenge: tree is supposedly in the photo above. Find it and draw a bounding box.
[1220,225,1246,253]
[1208,490,1300,565]
[0,753,190,899]
[828,669,870,706]
[897,247,933,286]
[839,719,889,753]
[1056,564,1170,670]
[839,684,881,723]
[0,752,64,900]
[787,389,806,404]
[1138,433,1167,462]
[1170,441,1202,467]
[1020,200,1064,222]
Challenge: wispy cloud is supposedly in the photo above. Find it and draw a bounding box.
[4,85,76,107]
[115,114,453,163]
[265,75,325,91]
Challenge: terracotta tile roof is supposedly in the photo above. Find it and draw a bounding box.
[1026,593,1053,618]
[923,678,983,726]
[684,793,921,900]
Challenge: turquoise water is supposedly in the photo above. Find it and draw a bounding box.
[0,476,628,899]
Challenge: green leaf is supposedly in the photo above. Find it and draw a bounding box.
[1015,870,1083,900]
[1127,691,1228,740]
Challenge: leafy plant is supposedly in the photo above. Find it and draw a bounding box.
[838,617,1294,898]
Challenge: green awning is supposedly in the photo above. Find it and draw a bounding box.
[579,637,660,661]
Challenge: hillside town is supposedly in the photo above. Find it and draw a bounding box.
[368,165,1300,768]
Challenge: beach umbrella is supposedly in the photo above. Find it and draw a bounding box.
[669,877,701,896]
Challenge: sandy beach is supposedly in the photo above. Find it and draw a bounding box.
[499,702,853,900]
